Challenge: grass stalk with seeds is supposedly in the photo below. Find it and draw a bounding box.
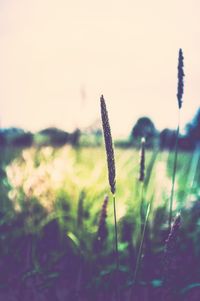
[100,95,120,300]
[94,195,109,253]
[162,214,181,300]
[129,139,151,300]
[169,48,185,229]
[139,137,146,227]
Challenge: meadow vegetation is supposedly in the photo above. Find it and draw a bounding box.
[0,49,200,300]
[0,142,199,300]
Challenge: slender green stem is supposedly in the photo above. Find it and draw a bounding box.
[113,194,119,269]
[169,110,180,229]
[113,194,120,300]
[134,202,150,283]
[140,182,145,228]
[129,176,144,301]
[129,203,151,301]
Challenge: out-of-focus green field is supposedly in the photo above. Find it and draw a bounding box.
[1,145,199,235]
[0,145,200,300]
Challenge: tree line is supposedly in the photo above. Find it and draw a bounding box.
[129,108,200,150]
[0,107,199,150]
[0,127,80,148]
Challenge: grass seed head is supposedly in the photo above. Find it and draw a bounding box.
[100,95,116,194]
[94,195,109,253]
[139,137,145,182]
[97,195,109,242]
[163,213,181,291]
[177,48,184,109]
[166,213,181,247]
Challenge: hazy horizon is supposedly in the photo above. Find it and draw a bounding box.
[1,0,200,137]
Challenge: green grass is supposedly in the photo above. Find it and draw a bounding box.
[0,145,200,299]
[1,145,199,237]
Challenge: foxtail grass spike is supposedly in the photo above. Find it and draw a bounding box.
[166,214,181,247]
[97,195,109,244]
[169,49,185,229]
[162,214,181,300]
[177,49,184,109]
[100,95,120,301]
[100,95,116,194]
[139,137,145,182]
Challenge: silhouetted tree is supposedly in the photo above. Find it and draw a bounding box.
[130,117,157,148]
[160,129,177,150]
[38,127,70,146]
[160,129,193,151]
[69,129,81,147]
[185,108,200,148]
[0,132,6,146]
[178,136,193,151]
[12,132,33,147]
[2,127,25,145]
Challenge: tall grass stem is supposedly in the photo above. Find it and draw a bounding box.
[113,194,120,300]
[129,203,151,301]
[169,110,180,229]
[134,202,150,283]
[100,95,119,300]
[113,194,119,270]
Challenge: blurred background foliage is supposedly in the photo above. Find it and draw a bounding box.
[0,107,199,299]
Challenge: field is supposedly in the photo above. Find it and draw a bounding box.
[0,144,200,300]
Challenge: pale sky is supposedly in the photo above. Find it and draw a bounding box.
[0,0,199,137]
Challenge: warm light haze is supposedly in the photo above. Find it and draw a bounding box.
[1,0,199,137]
